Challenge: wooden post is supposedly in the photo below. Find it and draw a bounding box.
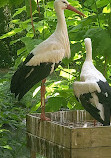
[30,150,36,158]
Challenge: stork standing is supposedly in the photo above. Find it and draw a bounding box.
[11,0,85,121]
[73,38,111,126]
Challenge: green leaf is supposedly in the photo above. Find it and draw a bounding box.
[34,20,49,33]
[73,53,83,61]
[13,6,26,18]
[30,102,41,112]
[69,0,81,7]
[84,0,94,7]
[0,0,9,8]
[9,0,24,6]
[103,4,111,13]
[96,0,109,8]
[69,30,86,41]
[21,37,43,52]
[46,97,67,112]
[0,129,9,133]
[71,42,82,56]
[46,1,54,10]
[70,16,97,32]
[67,101,73,109]
[26,32,34,38]
[17,47,26,56]
[85,28,111,58]
[10,39,21,45]
[60,69,76,80]
[0,28,23,39]
[2,145,12,150]
[11,19,20,24]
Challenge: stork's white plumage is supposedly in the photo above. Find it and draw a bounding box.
[11,0,85,121]
[73,38,111,126]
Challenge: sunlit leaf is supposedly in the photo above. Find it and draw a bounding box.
[13,6,26,18]
[60,69,76,80]
[10,39,21,45]
[31,102,41,112]
[74,53,82,60]
[103,4,111,13]
[26,32,34,38]
[1,145,12,150]
[17,47,26,56]
[0,129,9,133]
[11,19,20,24]
[67,101,73,109]
[0,28,23,39]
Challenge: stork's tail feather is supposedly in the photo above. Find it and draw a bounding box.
[10,65,32,100]
[10,53,35,99]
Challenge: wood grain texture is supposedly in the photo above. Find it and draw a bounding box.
[27,133,71,158]
[71,127,111,148]
[72,147,111,158]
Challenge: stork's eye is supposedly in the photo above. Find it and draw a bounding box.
[62,1,67,4]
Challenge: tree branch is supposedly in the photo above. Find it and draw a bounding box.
[37,0,40,17]
[29,0,35,35]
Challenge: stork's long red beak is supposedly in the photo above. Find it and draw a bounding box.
[67,5,85,17]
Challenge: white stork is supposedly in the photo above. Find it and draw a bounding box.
[73,38,111,126]
[11,0,85,121]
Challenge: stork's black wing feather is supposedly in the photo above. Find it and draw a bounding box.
[96,80,111,125]
[10,53,60,100]
[80,93,104,125]
[97,80,111,105]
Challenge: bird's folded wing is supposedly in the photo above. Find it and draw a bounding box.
[26,49,65,66]
[73,81,101,98]
[79,95,104,124]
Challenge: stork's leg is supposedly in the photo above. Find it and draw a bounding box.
[94,120,96,126]
[40,78,50,121]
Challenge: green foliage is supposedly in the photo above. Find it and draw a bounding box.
[0,0,9,8]
[25,0,37,16]
[0,72,31,157]
[46,97,67,111]
[21,37,43,53]
[0,28,23,39]
[12,6,26,18]
[0,0,24,8]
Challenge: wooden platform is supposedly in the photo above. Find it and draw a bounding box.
[26,110,111,158]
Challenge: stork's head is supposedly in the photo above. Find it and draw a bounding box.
[54,0,85,17]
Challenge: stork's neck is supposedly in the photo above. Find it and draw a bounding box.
[86,50,92,61]
[54,8,70,58]
[85,41,92,62]
[55,9,67,32]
